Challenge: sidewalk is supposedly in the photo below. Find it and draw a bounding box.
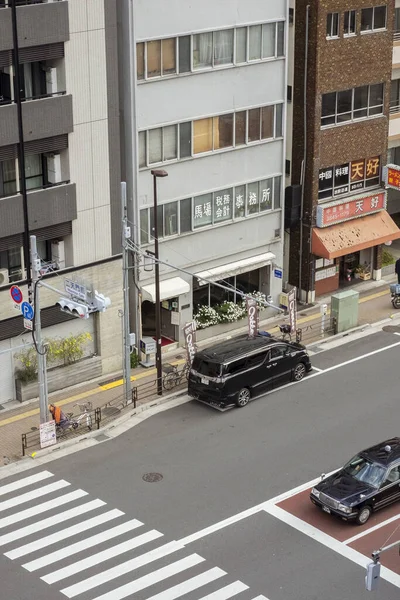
[0,273,397,464]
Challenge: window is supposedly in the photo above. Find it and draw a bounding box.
[164,201,178,236]
[287,85,292,102]
[396,7,400,35]
[162,38,176,75]
[277,22,285,56]
[139,131,146,168]
[235,112,246,145]
[179,122,192,157]
[289,8,294,25]
[193,192,213,228]
[344,10,356,36]
[193,32,213,69]
[249,25,262,60]
[25,154,43,190]
[270,346,288,359]
[147,40,161,77]
[285,159,291,176]
[179,36,191,73]
[0,159,17,196]
[318,156,381,200]
[0,66,12,104]
[213,188,233,222]
[147,125,179,164]
[180,198,192,233]
[214,114,233,149]
[321,84,384,126]
[193,268,262,309]
[137,43,144,80]
[262,23,276,58]
[236,28,247,63]
[246,352,266,369]
[140,209,149,244]
[391,79,400,113]
[193,118,213,153]
[261,105,274,139]
[148,128,162,163]
[361,6,387,32]
[213,30,234,66]
[248,108,261,142]
[326,12,339,38]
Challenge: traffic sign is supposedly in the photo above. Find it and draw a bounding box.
[21,301,34,321]
[10,285,23,304]
[23,318,33,331]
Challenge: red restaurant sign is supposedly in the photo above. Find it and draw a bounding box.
[316,191,386,228]
[386,165,400,191]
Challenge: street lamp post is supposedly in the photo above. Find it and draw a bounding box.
[151,169,168,396]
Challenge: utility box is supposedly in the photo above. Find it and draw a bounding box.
[330,289,359,333]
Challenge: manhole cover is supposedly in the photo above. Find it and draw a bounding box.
[383,325,400,333]
[142,472,163,483]
[31,426,38,431]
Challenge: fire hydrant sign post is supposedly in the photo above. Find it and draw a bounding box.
[39,419,56,449]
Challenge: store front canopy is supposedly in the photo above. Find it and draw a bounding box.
[195,252,276,286]
[141,277,190,303]
[312,211,400,260]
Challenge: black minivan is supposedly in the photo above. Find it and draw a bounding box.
[188,334,312,409]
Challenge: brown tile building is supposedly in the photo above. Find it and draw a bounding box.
[288,0,400,299]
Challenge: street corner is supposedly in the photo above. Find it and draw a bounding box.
[263,478,400,585]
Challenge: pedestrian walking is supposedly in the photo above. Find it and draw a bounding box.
[396,257,400,284]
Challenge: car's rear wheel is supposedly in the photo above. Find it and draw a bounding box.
[235,388,250,408]
[356,505,371,525]
[293,362,306,381]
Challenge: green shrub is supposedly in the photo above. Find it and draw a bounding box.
[382,249,395,267]
[130,350,140,369]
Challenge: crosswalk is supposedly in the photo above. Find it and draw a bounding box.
[0,470,269,600]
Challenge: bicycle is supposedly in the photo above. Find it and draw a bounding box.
[73,401,93,430]
[162,362,191,391]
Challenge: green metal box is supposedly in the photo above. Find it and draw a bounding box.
[330,289,359,333]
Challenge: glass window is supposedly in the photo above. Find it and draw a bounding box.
[236,27,247,63]
[373,6,387,30]
[139,131,146,168]
[193,193,213,228]
[25,154,42,190]
[354,86,368,119]
[361,7,373,31]
[180,198,192,233]
[148,128,162,164]
[344,10,356,35]
[369,83,384,115]
[178,36,191,73]
[235,111,246,146]
[150,205,164,239]
[318,167,334,199]
[275,103,283,137]
[274,176,282,208]
[234,184,246,218]
[343,455,385,488]
[193,32,212,69]
[236,268,260,295]
[179,121,191,158]
[213,188,233,223]
[193,118,213,154]
[321,92,336,126]
[261,105,274,139]
[337,89,352,122]
[136,43,144,80]
[213,29,234,66]
[277,21,285,56]
[140,209,149,244]
[262,23,275,58]
[259,178,273,212]
[247,181,259,214]
[162,38,176,75]
[147,40,161,77]
[163,125,177,160]
[213,114,233,149]
[1,159,16,195]
[249,25,262,60]
[164,201,178,236]
[248,108,261,142]
[326,13,339,37]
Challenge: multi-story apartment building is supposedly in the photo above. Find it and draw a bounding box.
[287,0,400,301]
[0,0,122,404]
[118,0,288,347]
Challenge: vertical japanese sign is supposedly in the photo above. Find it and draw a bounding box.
[246,298,258,338]
[287,287,297,335]
[183,321,197,365]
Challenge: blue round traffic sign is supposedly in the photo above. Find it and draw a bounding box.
[10,285,23,304]
[21,301,34,321]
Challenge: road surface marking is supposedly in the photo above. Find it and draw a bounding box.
[7,508,125,560]
[251,596,270,600]
[311,366,323,372]
[263,502,400,589]
[44,529,163,585]
[197,581,249,600]
[394,332,400,336]
[0,489,87,529]
[57,539,184,596]
[87,554,205,600]
[0,479,69,512]
[0,498,105,547]
[343,513,400,546]
[144,567,226,600]
[359,289,389,303]
[0,471,53,496]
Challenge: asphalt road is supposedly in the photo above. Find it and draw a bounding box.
[1,329,400,599]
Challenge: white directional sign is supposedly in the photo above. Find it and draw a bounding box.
[39,420,56,448]
[23,318,33,331]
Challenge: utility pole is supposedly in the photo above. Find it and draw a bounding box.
[30,235,48,424]
[121,182,132,404]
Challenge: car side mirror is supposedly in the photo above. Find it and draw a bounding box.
[320,473,325,481]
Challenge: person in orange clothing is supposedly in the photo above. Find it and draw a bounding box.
[49,404,69,430]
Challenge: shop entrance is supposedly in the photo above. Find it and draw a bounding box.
[141,299,178,347]
[339,252,360,282]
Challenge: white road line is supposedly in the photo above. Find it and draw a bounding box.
[317,340,400,374]
[263,503,400,589]
[311,366,323,372]
[6,508,124,560]
[0,479,70,512]
[0,489,88,529]
[394,332,400,336]
[343,513,400,546]
[144,567,226,600]
[57,539,184,596]
[197,581,249,600]
[89,554,205,600]
[0,471,53,497]
[251,596,270,600]
[44,529,164,586]
[263,470,338,506]
[24,518,143,572]
[0,498,105,547]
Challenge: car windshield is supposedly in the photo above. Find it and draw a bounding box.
[192,357,222,378]
[343,454,386,488]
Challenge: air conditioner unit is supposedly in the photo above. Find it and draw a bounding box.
[0,268,9,286]
[46,153,61,185]
[51,240,65,270]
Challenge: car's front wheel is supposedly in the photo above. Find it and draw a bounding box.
[392,296,400,309]
[293,362,306,381]
[356,505,371,525]
[235,388,250,408]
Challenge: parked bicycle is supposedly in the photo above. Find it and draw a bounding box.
[56,401,93,436]
[162,362,191,391]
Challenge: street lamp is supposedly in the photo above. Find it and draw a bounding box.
[151,169,168,395]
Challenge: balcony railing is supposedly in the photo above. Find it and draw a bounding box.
[0,179,70,200]
[0,0,64,7]
[394,30,400,42]
[390,100,400,115]
[0,90,66,106]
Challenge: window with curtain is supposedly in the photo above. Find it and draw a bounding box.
[262,23,275,58]
[193,118,213,153]
[1,159,17,196]
[163,125,177,160]
[149,128,162,163]
[193,32,212,69]
[213,29,234,65]
[162,38,176,75]
[249,25,262,60]
[213,114,233,149]
[147,40,161,77]
[25,154,43,190]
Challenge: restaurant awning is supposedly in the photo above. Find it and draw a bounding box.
[312,211,400,260]
[141,277,190,303]
[195,252,276,285]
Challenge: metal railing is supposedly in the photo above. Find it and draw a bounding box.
[390,101,400,115]
[394,30,400,42]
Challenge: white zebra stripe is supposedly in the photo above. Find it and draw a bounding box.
[0,471,53,497]
[0,498,105,547]
[197,581,249,600]
[24,518,143,572]
[0,480,70,512]
[144,567,226,600]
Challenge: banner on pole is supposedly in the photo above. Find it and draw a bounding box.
[287,287,297,334]
[183,321,197,364]
[246,298,258,338]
